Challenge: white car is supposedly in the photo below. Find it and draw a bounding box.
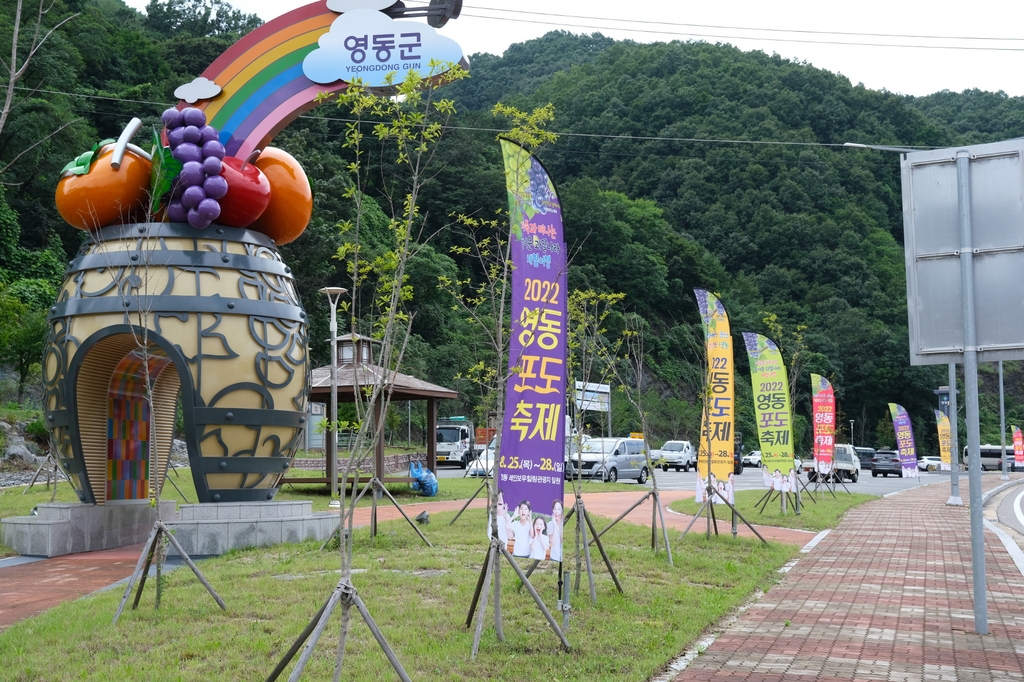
[653,440,695,472]
[467,436,497,477]
[917,456,943,472]
[742,450,761,467]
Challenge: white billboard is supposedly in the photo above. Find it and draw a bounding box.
[574,381,610,412]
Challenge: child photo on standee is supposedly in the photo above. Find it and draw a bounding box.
[510,500,533,557]
[529,515,549,560]
[548,499,563,562]
[492,488,510,546]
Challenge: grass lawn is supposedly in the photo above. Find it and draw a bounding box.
[0,469,637,558]
[670,488,877,533]
[0,508,798,681]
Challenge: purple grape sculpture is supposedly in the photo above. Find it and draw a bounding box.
[162,106,226,229]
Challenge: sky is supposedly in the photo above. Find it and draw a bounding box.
[124,0,1024,97]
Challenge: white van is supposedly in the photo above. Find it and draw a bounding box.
[568,437,650,483]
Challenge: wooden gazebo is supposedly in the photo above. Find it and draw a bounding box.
[299,334,457,487]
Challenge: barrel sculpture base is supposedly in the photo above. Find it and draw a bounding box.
[165,501,336,557]
[1,501,336,558]
[1,501,177,558]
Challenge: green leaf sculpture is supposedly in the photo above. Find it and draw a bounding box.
[59,138,116,176]
[149,127,182,214]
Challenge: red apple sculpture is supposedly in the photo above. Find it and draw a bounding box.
[217,155,271,228]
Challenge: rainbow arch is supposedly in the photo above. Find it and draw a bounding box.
[183,0,346,159]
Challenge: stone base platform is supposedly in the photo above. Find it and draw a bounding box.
[1,500,336,558]
[1,500,176,557]
[165,501,336,557]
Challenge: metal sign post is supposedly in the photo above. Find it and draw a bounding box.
[954,149,988,634]
[1001,361,1010,481]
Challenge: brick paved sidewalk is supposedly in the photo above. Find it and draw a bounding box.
[672,475,1024,681]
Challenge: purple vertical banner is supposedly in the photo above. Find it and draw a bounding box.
[497,139,567,563]
[889,402,919,478]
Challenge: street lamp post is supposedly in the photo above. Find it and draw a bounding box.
[850,420,855,447]
[319,287,348,499]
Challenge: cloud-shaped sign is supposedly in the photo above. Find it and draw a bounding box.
[327,0,394,11]
[174,77,222,104]
[303,8,464,88]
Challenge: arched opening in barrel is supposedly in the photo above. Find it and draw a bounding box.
[106,348,177,502]
[73,332,185,505]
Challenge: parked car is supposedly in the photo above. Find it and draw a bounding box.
[917,456,943,472]
[742,450,761,467]
[854,447,876,468]
[652,440,695,472]
[566,437,649,483]
[466,436,497,478]
[808,444,860,482]
[872,450,903,477]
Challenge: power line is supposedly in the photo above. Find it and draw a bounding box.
[459,11,1024,52]
[465,4,1024,45]
[16,86,935,151]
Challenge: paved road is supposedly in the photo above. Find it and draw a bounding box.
[998,484,1024,535]
[437,463,954,498]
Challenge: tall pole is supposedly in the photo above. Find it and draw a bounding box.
[319,287,348,500]
[956,149,987,634]
[948,363,962,505]
[1000,361,1009,481]
[329,304,339,499]
[850,420,854,446]
[606,393,612,438]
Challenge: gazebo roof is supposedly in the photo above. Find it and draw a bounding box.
[309,363,458,401]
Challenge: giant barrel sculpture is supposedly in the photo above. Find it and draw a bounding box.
[43,221,308,504]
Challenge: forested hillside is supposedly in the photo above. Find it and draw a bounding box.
[3,0,1024,453]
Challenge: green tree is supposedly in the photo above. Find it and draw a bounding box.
[143,0,260,38]
[0,305,46,402]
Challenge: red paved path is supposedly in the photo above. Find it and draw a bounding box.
[0,489,809,629]
[672,475,1024,681]
[0,544,145,630]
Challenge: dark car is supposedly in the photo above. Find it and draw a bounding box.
[871,449,902,477]
[854,447,876,468]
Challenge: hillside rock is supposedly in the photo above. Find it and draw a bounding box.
[4,435,43,465]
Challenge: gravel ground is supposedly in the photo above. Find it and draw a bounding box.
[1,466,194,490]
[0,468,68,489]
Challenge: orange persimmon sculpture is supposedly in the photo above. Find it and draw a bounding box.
[249,146,313,244]
[55,143,152,231]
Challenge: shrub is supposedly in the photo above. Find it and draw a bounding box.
[24,419,49,444]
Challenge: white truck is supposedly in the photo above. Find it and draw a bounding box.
[436,418,480,468]
[652,440,696,472]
